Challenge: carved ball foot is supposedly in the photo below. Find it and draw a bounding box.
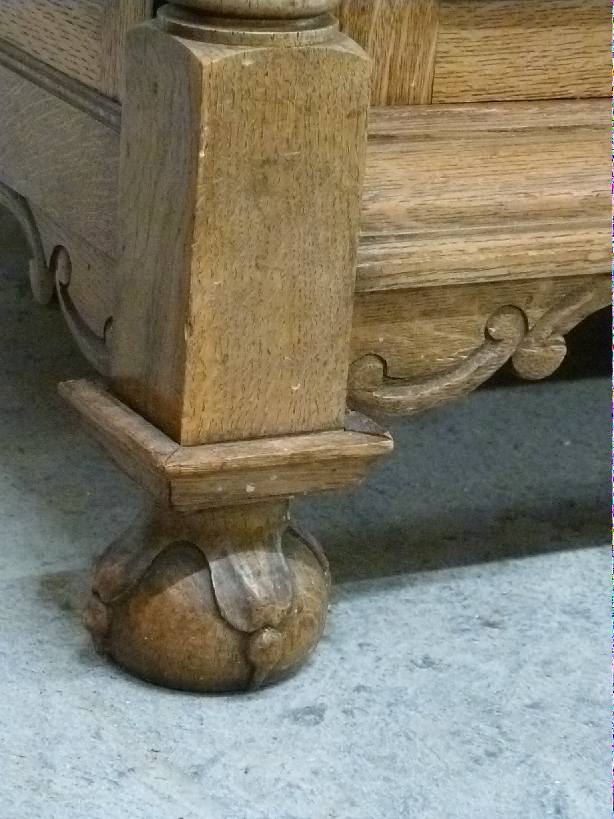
[83,502,329,692]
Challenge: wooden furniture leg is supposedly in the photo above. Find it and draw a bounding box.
[60,1,392,691]
[83,499,332,692]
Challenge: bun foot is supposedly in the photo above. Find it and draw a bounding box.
[84,501,329,692]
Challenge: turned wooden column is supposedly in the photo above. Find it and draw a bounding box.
[62,0,387,692]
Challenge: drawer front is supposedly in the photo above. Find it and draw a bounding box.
[339,0,610,105]
[0,0,151,99]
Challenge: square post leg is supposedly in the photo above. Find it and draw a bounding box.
[62,3,393,691]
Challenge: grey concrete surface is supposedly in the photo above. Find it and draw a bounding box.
[0,212,609,819]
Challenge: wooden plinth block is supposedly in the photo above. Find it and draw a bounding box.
[60,380,393,511]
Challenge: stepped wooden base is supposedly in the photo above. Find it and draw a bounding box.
[84,501,329,691]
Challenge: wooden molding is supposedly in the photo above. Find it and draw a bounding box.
[157,5,340,44]
[0,0,151,100]
[0,58,119,258]
[0,37,121,130]
[163,0,338,19]
[59,379,393,510]
[358,100,610,292]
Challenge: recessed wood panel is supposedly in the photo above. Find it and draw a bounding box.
[0,61,119,256]
[432,0,611,103]
[0,0,151,99]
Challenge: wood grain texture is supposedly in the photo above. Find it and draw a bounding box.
[101,0,152,99]
[83,501,330,692]
[358,100,610,291]
[59,379,393,510]
[432,0,611,103]
[0,61,119,257]
[349,274,610,415]
[0,0,151,99]
[112,23,371,446]
[338,0,439,104]
[0,37,121,128]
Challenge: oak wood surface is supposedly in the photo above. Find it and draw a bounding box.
[338,0,610,105]
[111,24,371,447]
[0,60,119,257]
[0,0,151,99]
[60,379,393,510]
[337,0,439,104]
[432,0,611,103]
[358,100,610,290]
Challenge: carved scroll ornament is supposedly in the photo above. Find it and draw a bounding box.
[0,181,110,375]
[348,277,610,418]
[0,182,54,305]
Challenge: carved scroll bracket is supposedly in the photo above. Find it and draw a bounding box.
[511,278,610,380]
[348,277,610,418]
[0,182,54,305]
[348,305,527,417]
[51,246,111,376]
[0,181,111,374]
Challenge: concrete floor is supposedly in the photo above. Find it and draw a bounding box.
[0,213,609,818]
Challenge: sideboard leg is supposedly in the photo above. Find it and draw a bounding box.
[60,5,387,690]
[84,500,329,691]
